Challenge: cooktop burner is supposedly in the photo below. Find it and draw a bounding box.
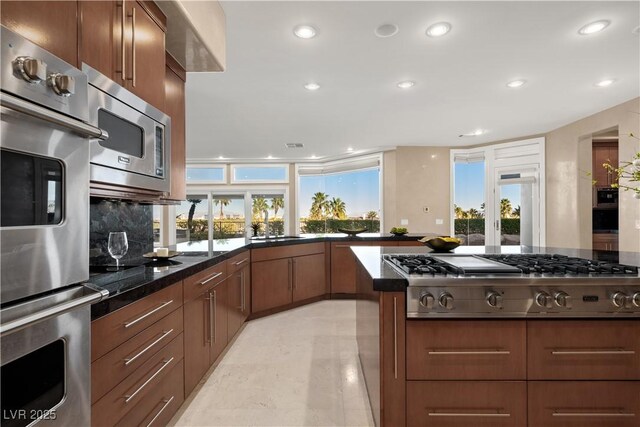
[480,254,638,276]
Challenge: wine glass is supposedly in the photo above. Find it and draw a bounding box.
[108,232,128,269]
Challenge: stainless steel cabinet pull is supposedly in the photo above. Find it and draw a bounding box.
[288,259,293,290]
[429,412,510,418]
[123,300,173,328]
[292,259,296,290]
[428,350,510,355]
[124,357,174,403]
[127,7,136,86]
[200,271,223,286]
[208,290,216,345]
[117,0,125,78]
[0,93,109,140]
[393,296,398,380]
[124,329,174,365]
[145,396,175,427]
[233,258,249,266]
[552,412,635,417]
[551,350,635,355]
[240,271,246,313]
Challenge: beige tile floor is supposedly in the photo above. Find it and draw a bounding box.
[171,300,375,427]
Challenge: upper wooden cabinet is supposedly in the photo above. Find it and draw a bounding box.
[164,53,186,201]
[1,1,79,66]
[592,141,619,187]
[79,0,166,110]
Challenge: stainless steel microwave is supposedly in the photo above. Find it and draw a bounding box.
[84,65,171,194]
[595,187,618,207]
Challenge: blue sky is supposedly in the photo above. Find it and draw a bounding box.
[455,162,521,211]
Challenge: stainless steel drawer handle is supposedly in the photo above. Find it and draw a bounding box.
[428,350,510,355]
[124,357,174,403]
[200,272,223,286]
[146,396,175,427]
[233,258,249,266]
[428,412,510,417]
[123,329,174,366]
[123,300,174,328]
[551,350,635,355]
[552,412,635,417]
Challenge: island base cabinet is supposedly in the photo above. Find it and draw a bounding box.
[407,381,527,427]
[528,381,640,427]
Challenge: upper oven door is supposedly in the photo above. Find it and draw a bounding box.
[88,86,166,180]
[0,105,89,303]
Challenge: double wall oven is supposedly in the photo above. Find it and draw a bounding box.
[1,27,108,426]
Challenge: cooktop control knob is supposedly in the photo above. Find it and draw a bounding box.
[439,292,454,310]
[612,292,632,309]
[633,292,640,308]
[554,291,572,308]
[48,73,75,96]
[13,56,47,83]
[535,291,553,309]
[419,292,435,309]
[486,291,503,309]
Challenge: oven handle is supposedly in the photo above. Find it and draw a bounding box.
[0,92,109,140]
[0,285,109,336]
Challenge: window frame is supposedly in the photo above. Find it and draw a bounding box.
[230,164,289,184]
[185,164,227,184]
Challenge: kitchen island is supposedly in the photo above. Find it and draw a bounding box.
[353,245,640,427]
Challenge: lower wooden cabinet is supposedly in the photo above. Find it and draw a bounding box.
[228,252,251,339]
[407,381,527,427]
[331,241,396,294]
[251,257,292,312]
[528,381,640,427]
[292,253,326,301]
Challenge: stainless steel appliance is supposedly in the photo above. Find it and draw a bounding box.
[595,187,618,207]
[383,254,640,318]
[84,65,171,194]
[1,26,108,427]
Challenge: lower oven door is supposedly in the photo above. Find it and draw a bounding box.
[1,285,107,427]
[0,97,90,303]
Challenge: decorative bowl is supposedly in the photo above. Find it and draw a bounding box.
[391,232,408,237]
[418,236,461,252]
[338,227,367,236]
[390,227,408,236]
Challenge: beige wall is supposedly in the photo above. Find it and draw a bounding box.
[384,147,451,235]
[545,97,640,252]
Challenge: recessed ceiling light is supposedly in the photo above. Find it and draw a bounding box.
[310,154,317,159]
[347,147,354,152]
[595,79,616,87]
[293,25,317,39]
[397,81,415,89]
[304,82,320,91]
[426,22,451,37]
[459,129,485,137]
[266,155,274,160]
[375,24,399,38]
[507,80,527,88]
[218,155,225,160]
[578,20,610,35]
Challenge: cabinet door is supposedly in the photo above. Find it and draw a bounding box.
[227,270,243,340]
[251,258,292,313]
[183,293,209,396]
[241,263,251,321]
[331,241,395,294]
[1,1,79,66]
[125,1,165,110]
[79,1,119,82]
[210,279,228,364]
[164,56,186,201]
[293,253,326,302]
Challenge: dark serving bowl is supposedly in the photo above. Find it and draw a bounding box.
[338,227,367,236]
[391,231,408,237]
[418,237,461,252]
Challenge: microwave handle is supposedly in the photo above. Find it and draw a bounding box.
[1,92,109,140]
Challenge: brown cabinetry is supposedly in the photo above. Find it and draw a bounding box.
[331,241,397,294]
[1,1,79,66]
[592,233,618,251]
[592,141,619,187]
[227,252,251,339]
[251,243,326,314]
[164,53,186,201]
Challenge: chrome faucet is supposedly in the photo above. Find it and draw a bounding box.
[263,209,270,238]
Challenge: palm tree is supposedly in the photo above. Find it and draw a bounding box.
[480,203,486,218]
[309,192,329,220]
[512,205,521,218]
[365,211,378,220]
[500,198,512,218]
[252,197,269,220]
[467,208,480,219]
[213,198,231,219]
[186,199,202,233]
[271,197,284,218]
[329,197,347,219]
[454,204,465,219]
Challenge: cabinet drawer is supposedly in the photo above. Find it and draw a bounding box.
[407,381,527,427]
[92,307,183,403]
[184,262,227,302]
[92,282,183,361]
[114,360,185,427]
[92,333,183,427]
[227,251,250,273]
[528,381,640,427]
[528,320,640,379]
[406,320,526,380]
[251,242,324,262]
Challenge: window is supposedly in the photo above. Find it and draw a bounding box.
[152,205,162,245]
[186,166,226,183]
[176,194,209,251]
[453,157,486,246]
[231,165,288,183]
[212,195,246,238]
[297,161,381,234]
[250,193,286,236]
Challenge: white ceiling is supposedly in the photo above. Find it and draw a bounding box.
[185,1,640,162]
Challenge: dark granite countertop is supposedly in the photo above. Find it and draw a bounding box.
[352,245,640,292]
[90,233,429,320]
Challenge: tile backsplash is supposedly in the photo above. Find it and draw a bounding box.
[89,198,153,265]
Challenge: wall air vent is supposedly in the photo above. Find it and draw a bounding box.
[285,143,304,149]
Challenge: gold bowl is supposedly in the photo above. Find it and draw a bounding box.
[418,236,461,252]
